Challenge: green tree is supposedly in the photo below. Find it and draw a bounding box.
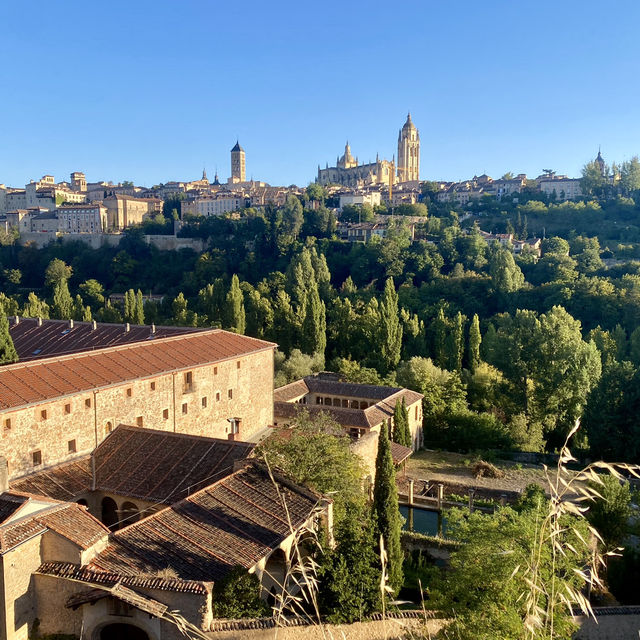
[134,289,145,325]
[392,398,411,447]
[488,245,525,293]
[432,307,448,369]
[44,258,72,288]
[21,292,50,319]
[225,274,246,334]
[372,421,403,596]
[79,279,105,308]
[619,156,640,195]
[378,278,402,372]
[52,279,73,319]
[587,475,631,548]
[301,284,326,358]
[580,160,608,198]
[467,313,481,372]
[0,311,18,364]
[212,566,270,619]
[446,311,464,372]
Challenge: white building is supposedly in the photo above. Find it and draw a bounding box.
[538,177,582,201]
[57,203,108,234]
[339,192,382,209]
[181,194,247,217]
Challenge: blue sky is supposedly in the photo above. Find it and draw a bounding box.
[1,0,639,188]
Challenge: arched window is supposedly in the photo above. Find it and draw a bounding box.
[120,501,140,526]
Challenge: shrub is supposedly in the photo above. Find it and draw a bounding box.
[213,566,270,619]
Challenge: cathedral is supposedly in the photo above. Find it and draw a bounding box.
[316,113,420,187]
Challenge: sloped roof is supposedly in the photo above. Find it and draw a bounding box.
[390,442,413,466]
[12,425,254,504]
[66,584,168,617]
[0,329,275,411]
[231,141,244,153]
[273,378,310,402]
[87,461,321,583]
[9,317,201,362]
[0,493,28,524]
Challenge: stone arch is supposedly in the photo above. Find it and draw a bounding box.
[120,501,140,526]
[101,497,119,531]
[77,498,88,507]
[97,623,150,640]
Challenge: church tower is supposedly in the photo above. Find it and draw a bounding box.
[230,141,246,183]
[397,113,420,183]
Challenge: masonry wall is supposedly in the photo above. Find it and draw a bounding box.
[3,348,274,480]
[0,536,42,640]
[406,399,423,450]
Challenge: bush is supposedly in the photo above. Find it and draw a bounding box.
[213,566,270,619]
[426,410,512,453]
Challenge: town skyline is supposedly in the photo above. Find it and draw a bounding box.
[2,1,640,187]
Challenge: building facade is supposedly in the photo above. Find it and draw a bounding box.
[57,203,107,233]
[397,113,420,183]
[230,141,246,183]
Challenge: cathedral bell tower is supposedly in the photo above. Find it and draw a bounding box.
[230,141,246,183]
[397,113,420,183]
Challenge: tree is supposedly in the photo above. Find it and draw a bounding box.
[212,566,270,619]
[301,285,326,358]
[21,292,49,319]
[372,421,403,596]
[378,278,402,372]
[488,245,525,293]
[619,156,640,195]
[134,289,145,325]
[392,398,411,447]
[432,307,448,369]
[446,311,464,372]
[587,475,631,548]
[52,279,73,319]
[225,274,246,334]
[580,160,608,198]
[282,194,304,240]
[79,279,105,308]
[0,311,18,364]
[45,258,72,288]
[273,349,324,388]
[467,313,481,372]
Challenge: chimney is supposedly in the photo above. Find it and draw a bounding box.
[150,323,156,335]
[69,319,74,329]
[13,316,19,325]
[125,323,130,332]
[0,457,8,493]
[37,316,42,326]
[92,320,97,330]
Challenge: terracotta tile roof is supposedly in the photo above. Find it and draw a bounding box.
[0,329,275,411]
[12,425,254,505]
[9,317,202,362]
[0,493,27,524]
[273,378,310,402]
[0,500,108,553]
[37,561,208,594]
[87,461,321,583]
[303,374,405,401]
[93,425,254,503]
[390,442,413,466]
[11,458,92,501]
[66,584,168,617]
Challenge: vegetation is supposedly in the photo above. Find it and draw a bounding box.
[212,566,270,619]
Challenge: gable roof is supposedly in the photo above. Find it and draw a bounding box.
[0,329,275,411]
[12,425,255,505]
[9,317,201,362]
[86,461,321,583]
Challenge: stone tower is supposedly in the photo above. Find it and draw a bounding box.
[397,113,420,183]
[70,171,87,192]
[230,141,246,183]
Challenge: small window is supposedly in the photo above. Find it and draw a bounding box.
[40,409,48,421]
[32,450,42,466]
[4,418,11,431]
[214,366,218,375]
[136,416,143,427]
[64,403,71,414]
[215,391,220,402]
[85,398,91,409]
[163,408,169,420]
[126,388,132,398]
[105,421,113,434]
[184,371,193,392]
[415,405,418,420]
[68,439,76,453]
[201,397,207,408]
[228,389,233,399]
[237,360,241,369]
[182,403,188,415]
[150,381,156,391]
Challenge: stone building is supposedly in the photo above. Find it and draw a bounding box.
[0,328,276,480]
[57,203,108,233]
[229,141,246,183]
[317,114,420,187]
[103,194,156,230]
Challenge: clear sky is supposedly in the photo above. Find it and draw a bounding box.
[1,0,639,188]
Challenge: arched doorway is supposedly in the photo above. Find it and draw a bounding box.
[120,501,140,526]
[101,497,119,531]
[100,623,149,640]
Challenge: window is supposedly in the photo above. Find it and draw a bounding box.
[105,421,113,434]
[68,439,76,453]
[228,389,233,400]
[237,360,241,369]
[182,403,188,415]
[3,418,11,431]
[126,388,132,398]
[40,409,48,421]
[214,366,218,375]
[136,416,143,427]
[163,408,169,420]
[215,391,220,402]
[85,398,91,409]
[415,405,418,420]
[201,397,207,408]
[32,450,42,466]
[183,371,193,392]
[150,381,156,391]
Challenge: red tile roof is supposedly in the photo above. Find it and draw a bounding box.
[0,329,275,411]
[390,441,413,466]
[12,425,255,505]
[87,461,321,583]
[9,317,201,362]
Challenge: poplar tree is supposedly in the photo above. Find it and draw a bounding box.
[379,278,402,372]
[392,398,411,447]
[135,289,145,325]
[301,284,326,358]
[123,289,135,323]
[0,311,18,364]
[225,274,246,334]
[22,293,50,319]
[432,307,448,369]
[446,311,464,372]
[52,279,73,319]
[372,420,403,595]
[468,313,482,372]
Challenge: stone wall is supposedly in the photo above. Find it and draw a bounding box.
[4,348,274,480]
[351,428,379,485]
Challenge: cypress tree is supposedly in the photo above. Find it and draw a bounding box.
[392,398,411,447]
[468,313,482,372]
[52,279,73,319]
[432,307,448,369]
[446,311,464,372]
[135,289,145,325]
[225,274,246,334]
[123,289,134,323]
[301,284,326,358]
[380,278,402,372]
[372,419,403,595]
[0,311,18,364]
